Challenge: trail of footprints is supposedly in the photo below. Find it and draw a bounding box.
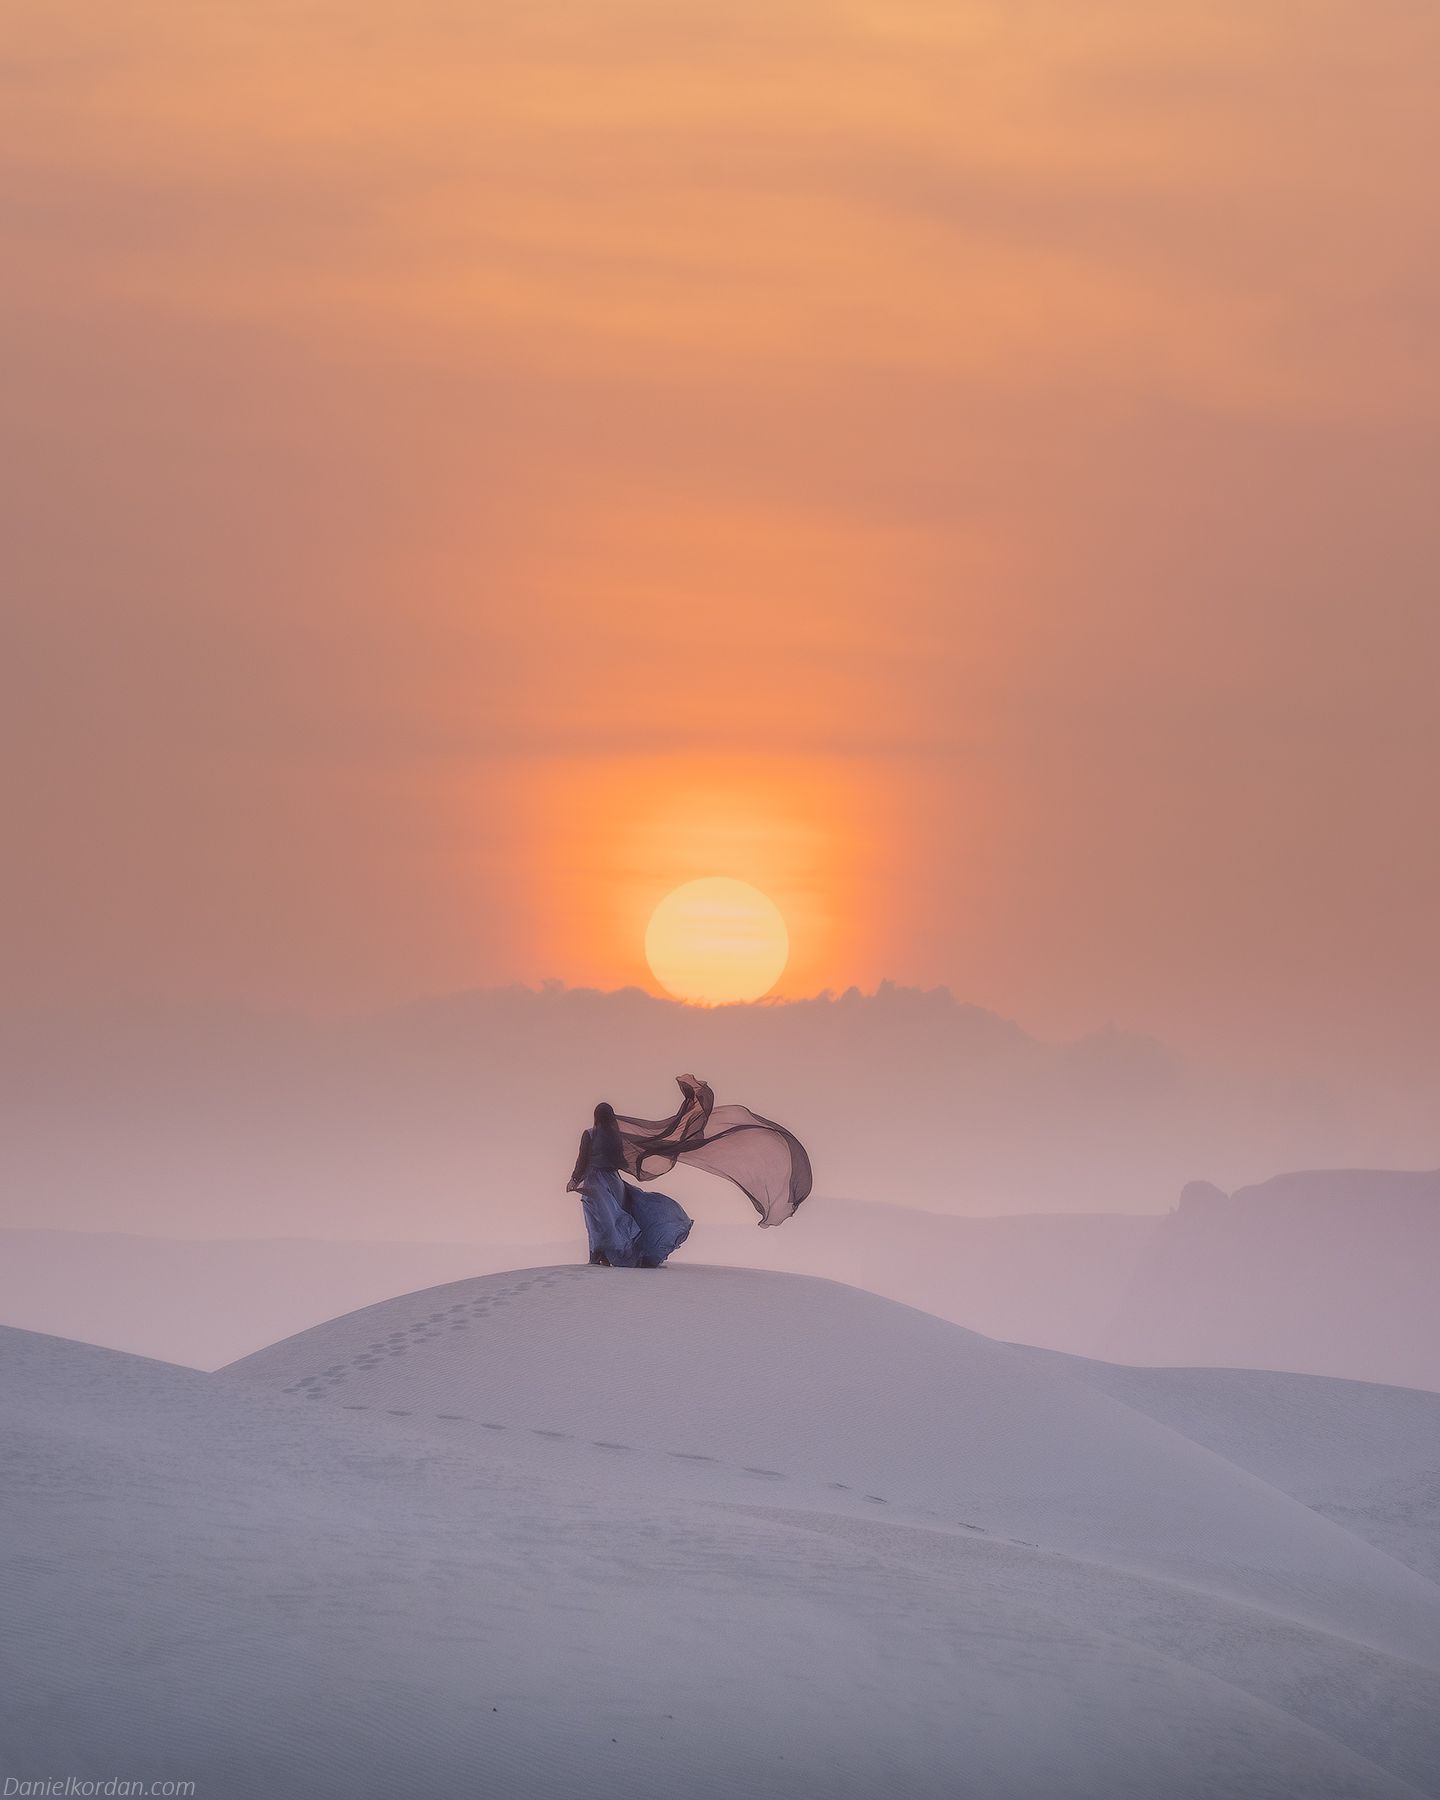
[277,1265,964,1520]
[282,1272,569,1404]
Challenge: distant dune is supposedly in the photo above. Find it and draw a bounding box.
[5,1267,1439,1798]
[3,1167,1437,1388]
[1094,1168,1440,1387]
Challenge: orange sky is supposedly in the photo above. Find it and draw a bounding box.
[3,0,1437,1085]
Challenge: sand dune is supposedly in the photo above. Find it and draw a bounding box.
[1015,1347,1440,1583]
[1095,1170,1440,1388]
[225,1266,1440,1655]
[5,1267,1440,1798]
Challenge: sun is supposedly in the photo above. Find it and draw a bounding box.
[645,877,790,1005]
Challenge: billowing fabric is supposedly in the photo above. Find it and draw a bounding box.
[615,1075,811,1228]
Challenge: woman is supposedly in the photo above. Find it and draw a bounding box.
[567,1102,693,1268]
[567,1077,811,1267]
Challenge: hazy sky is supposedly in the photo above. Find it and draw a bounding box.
[4,1,1437,1086]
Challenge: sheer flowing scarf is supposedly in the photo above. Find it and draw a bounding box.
[614,1075,811,1227]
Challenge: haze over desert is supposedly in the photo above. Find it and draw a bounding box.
[3,1,1437,1795]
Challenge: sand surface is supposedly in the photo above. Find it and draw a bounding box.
[4,1265,1438,1798]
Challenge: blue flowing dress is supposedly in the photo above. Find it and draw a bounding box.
[578,1166,642,1266]
[570,1129,692,1267]
[620,1178,693,1266]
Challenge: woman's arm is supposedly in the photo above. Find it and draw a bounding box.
[566,1128,592,1193]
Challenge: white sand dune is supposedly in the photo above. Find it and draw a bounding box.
[1013,1347,1440,1583]
[5,1266,1440,1799]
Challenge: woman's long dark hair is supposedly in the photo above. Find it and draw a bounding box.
[591,1101,626,1173]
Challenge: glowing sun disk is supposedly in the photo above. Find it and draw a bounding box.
[644,877,789,1005]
